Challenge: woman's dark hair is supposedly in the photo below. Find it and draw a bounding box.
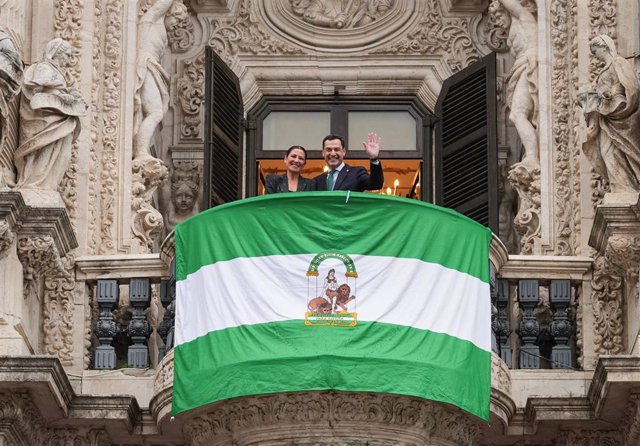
[286,145,307,158]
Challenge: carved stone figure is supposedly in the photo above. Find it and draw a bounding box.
[290,0,393,29]
[490,0,538,164]
[0,28,23,187]
[14,38,86,191]
[579,35,640,193]
[165,162,200,232]
[133,0,188,161]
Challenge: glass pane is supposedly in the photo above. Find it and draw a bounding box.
[263,112,331,151]
[348,112,416,151]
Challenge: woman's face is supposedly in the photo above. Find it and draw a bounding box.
[284,148,306,173]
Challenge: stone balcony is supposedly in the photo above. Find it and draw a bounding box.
[4,193,640,444]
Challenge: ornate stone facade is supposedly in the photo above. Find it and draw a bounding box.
[0,0,639,444]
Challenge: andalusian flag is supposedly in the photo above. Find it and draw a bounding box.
[172,192,492,420]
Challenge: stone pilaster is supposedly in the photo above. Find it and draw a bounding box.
[0,190,77,359]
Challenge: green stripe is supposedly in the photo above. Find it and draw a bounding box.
[172,320,491,420]
[175,192,491,282]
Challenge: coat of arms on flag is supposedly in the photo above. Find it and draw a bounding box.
[305,251,358,327]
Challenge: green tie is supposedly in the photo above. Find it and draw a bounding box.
[327,170,336,190]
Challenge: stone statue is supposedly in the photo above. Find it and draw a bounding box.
[290,0,393,29]
[578,35,640,193]
[14,38,86,191]
[0,28,23,187]
[490,0,538,165]
[165,162,199,232]
[133,0,188,161]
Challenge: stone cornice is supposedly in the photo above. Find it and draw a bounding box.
[75,254,167,280]
[498,255,592,280]
[588,356,640,422]
[0,189,78,256]
[0,355,75,419]
[589,193,640,252]
[70,395,141,432]
[0,355,141,432]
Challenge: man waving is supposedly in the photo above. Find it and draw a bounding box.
[316,133,384,192]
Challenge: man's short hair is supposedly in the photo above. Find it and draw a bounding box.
[322,134,346,150]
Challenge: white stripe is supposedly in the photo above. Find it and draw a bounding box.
[175,254,491,351]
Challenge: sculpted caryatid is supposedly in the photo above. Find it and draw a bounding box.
[579,35,640,193]
[491,0,538,165]
[0,28,23,187]
[133,0,188,161]
[14,38,86,191]
[291,0,393,29]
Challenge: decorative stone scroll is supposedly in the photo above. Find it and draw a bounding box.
[131,157,169,252]
[591,254,624,360]
[176,51,205,142]
[508,160,541,254]
[208,0,303,64]
[184,392,480,446]
[372,0,482,72]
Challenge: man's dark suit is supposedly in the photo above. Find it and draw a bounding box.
[315,162,384,192]
[265,174,316,194]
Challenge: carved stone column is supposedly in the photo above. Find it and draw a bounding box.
[183,391,481,446]
[589,193,640,358]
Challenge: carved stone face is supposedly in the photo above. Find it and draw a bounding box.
[172,182,196,214]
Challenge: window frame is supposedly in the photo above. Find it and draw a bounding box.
[246,95,435,199]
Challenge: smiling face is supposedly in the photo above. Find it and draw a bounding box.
[284,148,306,173]
[322,138,346,169]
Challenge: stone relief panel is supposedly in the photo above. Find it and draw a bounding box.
[16,235,76,365]
[184,392,480,446]
[591,254,624,365]
[55,0,84,228]
[0,392,47,445]
[372,0,483,72]
[88,0,123,255]
[176,51,205,143]
[551,0,580,256]
[260,0,414,52]
[289,0,395,29]
[207,0,303,65]
[557,429,621,446]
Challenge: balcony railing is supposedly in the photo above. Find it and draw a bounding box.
[491,273,580,370]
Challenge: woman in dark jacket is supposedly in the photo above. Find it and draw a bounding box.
[265,145,316,193]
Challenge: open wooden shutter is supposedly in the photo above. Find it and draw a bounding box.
[435,53,498,233]
[203,47,244,209]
